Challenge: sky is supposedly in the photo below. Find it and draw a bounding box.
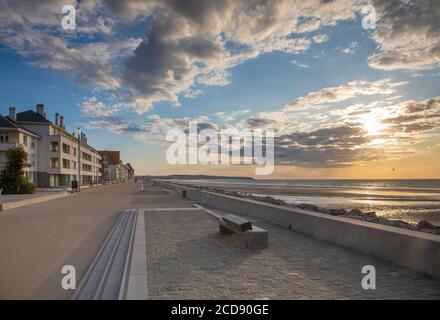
[0,0,439,178]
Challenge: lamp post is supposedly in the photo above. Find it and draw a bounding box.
[77,127,81,192]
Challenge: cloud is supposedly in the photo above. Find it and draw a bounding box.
[83,116,144,135]
[284,78,406,110]
[312,34,329,44]
[214,109,252,122]
[368,0,440,70]
[340,41,358,54]
[80,97,129,117]
[232,81,440,168]
[290,60,310,68]
[381,97,440,133]
[0,24,140,90]
[102,0,361,112]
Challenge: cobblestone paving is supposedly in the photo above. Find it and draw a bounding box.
[145,208,440,300]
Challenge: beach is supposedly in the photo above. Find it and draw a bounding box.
[165,179,440,225]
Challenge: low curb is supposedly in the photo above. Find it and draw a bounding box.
[0,192,71,211]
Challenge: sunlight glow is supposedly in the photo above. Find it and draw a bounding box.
[361,110,388,136]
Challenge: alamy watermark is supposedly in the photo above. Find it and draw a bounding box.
[61,264,76,290]
[61,5,76,30]
[361,265,376,290]
[165,121,274,175]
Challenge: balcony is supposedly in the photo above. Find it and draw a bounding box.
[0,142,19,151]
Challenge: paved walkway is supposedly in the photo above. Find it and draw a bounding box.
[140,183,440,300]
[2,181,440,300]
[0,182,136,299]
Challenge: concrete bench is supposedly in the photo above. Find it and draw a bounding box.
[194,204,268,249]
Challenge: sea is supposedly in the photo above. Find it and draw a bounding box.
[180,179,440,225]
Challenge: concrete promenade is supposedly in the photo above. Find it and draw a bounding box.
[1,181,440,299]
[0,182,135,299]
[139,182,440,299]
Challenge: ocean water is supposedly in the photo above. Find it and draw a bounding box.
[180,179,440,224]
[190,178,440,190]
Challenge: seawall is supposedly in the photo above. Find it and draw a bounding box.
[154,180,440,278]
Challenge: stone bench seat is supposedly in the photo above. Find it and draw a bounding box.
[194,204,268,249]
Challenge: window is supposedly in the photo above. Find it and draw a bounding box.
[50,158,58,169]
[23,135,28,145]
[50,141,58,152]
[62,143,70,154]
[0,132,9,143]
[73,148,76,157]
[82,164,92,172]
[62,159,70,169]
[82,152,92,161]
[50,126,60,136]
[73,161,76,170]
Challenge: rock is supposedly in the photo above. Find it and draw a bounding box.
[263,196,286,206]
[417,220,436,230]
[317,208,331,214]
[387,219,411,228]
[363,211,377,219]
[329,208,347,216]
[378,217,389,224]
[349,208,363,216]
[297,203,319,211]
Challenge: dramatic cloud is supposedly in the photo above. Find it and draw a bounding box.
[368,0,440,70]
[382,97,440,133]
[232,81,440,168]
[0,0,366,113]
[116,0,355,112]
[1,0,438,115]
[274,124,382,167]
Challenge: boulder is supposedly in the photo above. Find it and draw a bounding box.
[329,208,347,216]
[297,203,319,211]
[349,208,363,216]
[263,196,286,206]
[317,208,331,215]
[387,219,411,228]
[417,220,436,230]
[363,211,377,219]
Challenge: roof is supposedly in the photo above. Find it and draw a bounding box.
[0,115,40,138]
[16,110,51,123]
[0,115,18,128]
[14,109,99,152]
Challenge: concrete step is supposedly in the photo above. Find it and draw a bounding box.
[72,209,144,300]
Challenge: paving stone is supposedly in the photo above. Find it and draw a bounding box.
[145,202,440,300]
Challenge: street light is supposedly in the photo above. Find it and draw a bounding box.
[77,127,81,192]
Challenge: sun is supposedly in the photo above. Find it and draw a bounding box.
[362,113,386,136]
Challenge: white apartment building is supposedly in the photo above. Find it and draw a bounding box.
[0,108,39,184]
[1,104,102,187]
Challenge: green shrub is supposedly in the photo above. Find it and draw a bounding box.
[0,146,36,194]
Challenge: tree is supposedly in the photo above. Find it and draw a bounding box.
[0,145,36,194]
